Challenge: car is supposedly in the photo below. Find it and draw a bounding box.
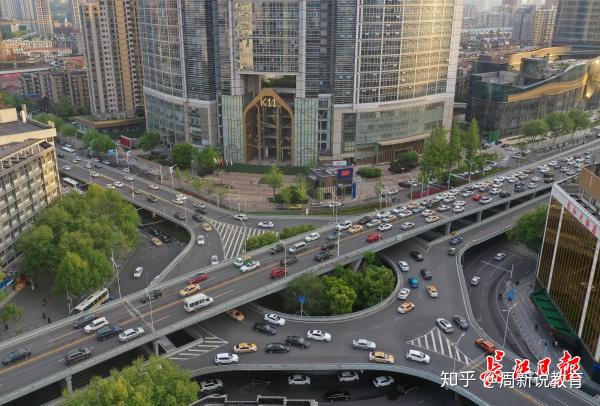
[179,284,201,297]
[397,302,415,314]
[175,193,186,200]
[452,315,469,330]
[437,204,450,212]
[196,235,205,246]
[410,251,424,261]
[366,219,381,228]
[357,216,372,225]
[73,312,97,329]
[448,247,457,256]
[62,165,72,171]
[227,309,245,321]
[472,194,482,201]
[233,342,257,353]
[288,374,311,385]
[321,242,337,251]
[264,313,286,326]
[351,338,376,350]
[200,222,212,232]
[118,327,145,343]
[373,375,395,388]
[338,371,360,382]
[214,352,239,365]
[101,160,111,165]
[253,322,277,335]
[336,220,352,231]
[106,183,115,189]
[377,223,392,232]
[408,277,419,288]
[240,260,261,273]
[449,236,463,245]
[258,221,274,228]
[315,251,332,262]
[140,289,162,303]
[211,255,219,265]
[436,318,454,333]
[420,269,432,280]
[348,224,363,234]
[369,351,395,364]
[84,317,108,334]
[199,378,224,392]
[397,210,412,218]
[193,202,206,209]
[475,338,497,354]
[83,163,93,169]
[123,167,130,173]
[366,234,382,243]
[133,266,143,279]
[325,390,351,402]
[461,190,473,197]
[532,176,541,182]
[307,329,332,342]
[148,184,159,190]
[280,256,299,266]
[192,213,203,222]
[500,191,511,198]
[426,285,438,298]
[270,243,285,254]
[234,213,248,221]
[494,252,506,261]
[151,237,162,246]
[2,348,31,365]
[88,171,100,178]
[304,232,320,242]
[265,343,291,353]
[124,175,134,181]
[381,214,397,223]
[146,194,158,203]
[64,347,91,365]
[113,181,123,188]
[398,261,410,272]
[400,222,415,230]
[489,188,501,195]
[527,182,537,189]
[327,201,342,208]
[398,288,410,300]
[172,198,184,205]
[285,335,311,349]
[96,324,123,341]
[327,232,342,241]
[406,349,430,364]
[479,196,493,204]
[453,206,464,213]
[470,276,481,286]
[174,212,185,221]
[421,209,435,217]
[376,211,390,219]
[270,267,288,279]
[544,177,554,183]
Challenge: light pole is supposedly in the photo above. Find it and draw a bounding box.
[502,302,518,348]
[111,248,122,300]
[453,332,466,372]
[464,159,474,185]
[241,219,247,253]
[130,174,136,200]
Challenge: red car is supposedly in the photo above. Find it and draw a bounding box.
[187,272,208,285]
[472,194,482,201]
[366,234,382,243]
[270,268,288,279]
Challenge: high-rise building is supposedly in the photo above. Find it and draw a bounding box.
[532,6,557,47]
[31,0,53,37]
[554,0,600,48]
[70,0,87,54]
[511,5,536,45]
[138,0,462,165]
[80,0,143,120]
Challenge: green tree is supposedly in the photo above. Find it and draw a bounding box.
[35,112,64,130]
[89,134,116,155]
[194,146,221,175]
[138,131,161,154]
[521,119,549,150]
[294,175,308,202]
[215,186,229,207]
[363,251,376,265]
[53,252,93,297]
[507,206,548,253]
[284,274,328,315]
[0,304,24,326]
[447,122,463,169]
[49,97,75,118]
[279,186,294,206]
[545,112,573,146]
[246,232,279,251]
[58,123,77,141]
[373,180,385,199]
[421,127,448,180]
[463,119,480,162]
[279,224,315,240]
[18,225,58,278]
[352,265,396,309]
[63,356,199,406]
[325,280,357,315]
[357,167,382,178]
[171,143,195,170]
[389,151,419,173]
[568,109,591,145]
[261,165,285,199]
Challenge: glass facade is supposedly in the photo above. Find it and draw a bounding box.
[144,92,185,145]
[554,0,600,47]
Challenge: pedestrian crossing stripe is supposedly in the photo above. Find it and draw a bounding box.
[406,327,471,365]
[210,220,271,259]
[503,241,537,260]
[167,337,229,361]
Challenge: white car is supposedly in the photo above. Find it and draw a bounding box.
[400,222,415,230]
[124,175,134,181]
[373,376,395,388]
[453,200,466,207]
[437,204,450,212]
[470,276,481,286]
[381,214,397,223]
[397,211,412,218]
[172,198,184,205]
[386,188,399,195]
[106,183,115,189]
[479,196,493,204]
[149,184,159,190]
[376,211,390,219]
[113,181,123,188]
[199,378,223,392]
[197,235,205,246]
[193,202,206,209]
[288,374,311,385]
[436,318,454,333]
[398,288,410,300]
[366,219,381,228]
[90,171,99,178]
[307,329,332,342]
[62,165,72,171]
[391,207,407,215]
[338,371,360,382]
[328,201,342,208]
[214,353,239,365]
[494,252,506,261]
[528,182,538,189]
[304,232,320,242]
[240,260,261,273]
[336,220,352,231]
[175,193,186,200]
[234,213,248,221]
[532,176,541,182]
[489,188,501,195]
[123,167,130,173]
[461,190,473,197]
[352,339,376,350]
[211,255,219,265]
[453,206,464,213]
[378,223,392,232]
[398,261,410,272]
[264,313,286,326]
[118,327,145,342]
[133,266,143,279]
[84,317,108,334]
[258,221,274,228]
[406,349,431,364]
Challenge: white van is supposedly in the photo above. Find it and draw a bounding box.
[288,241,306,254]
[184,293,214,312]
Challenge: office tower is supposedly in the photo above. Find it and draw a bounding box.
[31,0,53,37]
[512,5,536,45]
[532,6,557,47]
[139,0,462,166]
[80,0,143,120]
[554,0,600,47]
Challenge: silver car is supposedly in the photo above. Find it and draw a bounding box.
[352,338,376,350]
[436,318,454,334]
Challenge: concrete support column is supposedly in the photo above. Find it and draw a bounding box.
[505,201,510,211]
[476,211,482,222]
[65,375,73,393]
[154,340,159,356]
[445,222,452,235]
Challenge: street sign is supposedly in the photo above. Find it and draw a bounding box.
[298,295,305,305]
[507,288,515,301]
[593,363,600,372]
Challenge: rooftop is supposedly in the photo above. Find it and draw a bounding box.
[0,119,43,137]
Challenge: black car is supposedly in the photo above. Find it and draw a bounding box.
[94,163,103,168]
[72,312,97,329]
[280,256,299,266]
[398,383,420,395]
[315,251,332,262]
[2,348,31,365]
[543,171,554,178]
[253,322,277,335]
[420,269,432,280]
[410,251,424,261]
[64,347,91,365]
[265,343,291,353]
[499,191,511,198]
[325,390,351,402]
[140,290,162,303]
[96,324,123,341]
[148,227,160,236]
[192,213,203,222]
[194,208,207,214]
[159,234,172,243]
[452,315,469,330]
[146,195,158,203]
[514,185,525,192]
[357,216,372,225]
[174,212,185,221]
[320,242,337,251]
[270,243,285,254]
[285,335,311,349]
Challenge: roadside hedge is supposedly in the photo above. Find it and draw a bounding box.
[357,167,382,178]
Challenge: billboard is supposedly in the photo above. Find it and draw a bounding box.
[337,167,353,179]
[119,135,138,149]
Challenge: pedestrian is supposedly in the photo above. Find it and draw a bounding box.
[4,323,7,330]
[47,317,51,324]
[534,324,538,331]
[42,312,46,320]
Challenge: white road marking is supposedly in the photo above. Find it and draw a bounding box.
[547,394,570,406]
[213,289,235,299]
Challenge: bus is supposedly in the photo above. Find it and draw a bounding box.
[61,146,76,154]
[71,288,110,315]
[62,177,79,189]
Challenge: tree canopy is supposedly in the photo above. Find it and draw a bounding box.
[82,131,116,155]
[261,166,285,198]
[507,205,548,253]
[521,119,549,149]
[545,112,573,145]
[568,109,590,144]
[193,146,221,175]
[138,131,161,153]
[389,151,419,173]
[171,143,195,170]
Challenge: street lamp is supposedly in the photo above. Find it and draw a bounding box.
[502,302,518,349]
[453,332,466,372]
[241,219,247,253]
[464,159,474,185]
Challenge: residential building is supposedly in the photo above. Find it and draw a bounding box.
[532,6,557,47]
[537,164,600,382]
[0,103,60,264]
[554,0,600,48]
[139,0,463,165]
[80,0,143,120]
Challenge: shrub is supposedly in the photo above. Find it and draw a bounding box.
[389,151,419,173]
[279,224,315,240]
[246,232,280,251]
[357,167,382,178]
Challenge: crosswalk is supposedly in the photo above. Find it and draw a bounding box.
[406,327,471,365]
[166,335,229,362]
[503,241,538,260]
[210,220,267,259]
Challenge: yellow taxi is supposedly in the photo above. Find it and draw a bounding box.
[426,285,439,298]
[202,223,212,232]
[289,204,303,210]
[348,224,363,234]
[179,284,200,297]
[151,237,162,246]
[369,351,395,364]
[397,302,415,314]
[227,308,245,321]
[233,342,258,354]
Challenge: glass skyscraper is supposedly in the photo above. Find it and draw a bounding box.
[554,0,600,48]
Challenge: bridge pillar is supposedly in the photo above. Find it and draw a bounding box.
[445,222,452,235]
[505,201,510,211]
[476,211,482,222]
[65,375,73,393]
[154,340,159,355]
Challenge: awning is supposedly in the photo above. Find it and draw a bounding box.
[530,288,578,339]
[376,133,428,147]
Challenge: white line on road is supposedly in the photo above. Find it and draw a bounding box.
[213,289,235,299]
[548,394,570,406]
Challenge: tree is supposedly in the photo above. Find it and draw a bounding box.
[279,186,293,206]
[53,252,93,297]
[353,265,396,308]
[568,109,590,145]
[138,131,161,154]
[246,232,279,251]
[171,143,195,170]
[0,304,24,326]
[58,123,77,141]
[545,112,573,145]
[507,206,548,253]
[373,180,384,199]
[215,186,229,207]
[464,119,480,162]
[284,274,328,315]
[521,119,549,150]
[261,165,284,199]
[194,146,221,175]
[280,224,315,240]
[35,113,64,130]
[49,97,75,118]
[294,175,308,202]
[89,134,116,155]
[447,122,463,169]
[421,128,448,180]
[326,281,357,315]
[389,151,419,173]
[63,356,199,406]
[18,225,58,278]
